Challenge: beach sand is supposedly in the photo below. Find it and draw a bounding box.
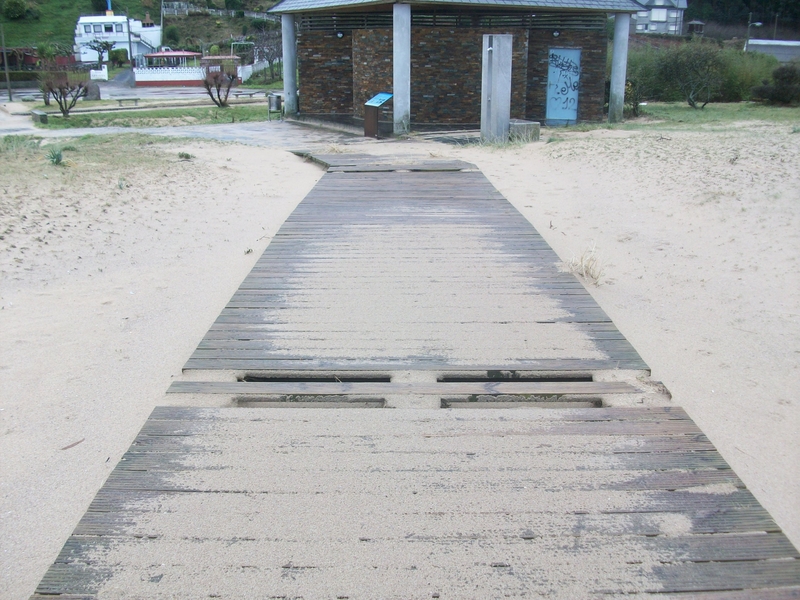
[1,121,798,598]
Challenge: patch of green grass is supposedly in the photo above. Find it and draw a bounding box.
[0,1,160,47]
[240,78,284,90]
[35,104,276,129]
[626,102,800,129]
[0,135,41,154]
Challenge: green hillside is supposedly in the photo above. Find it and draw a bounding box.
[1,0,160,47]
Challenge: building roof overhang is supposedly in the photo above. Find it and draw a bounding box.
[270,0,643,14]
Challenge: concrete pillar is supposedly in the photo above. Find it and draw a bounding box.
[393,4,411,134]
[282,14,298,115]
[480,34,513,143]
[608,13,631,124]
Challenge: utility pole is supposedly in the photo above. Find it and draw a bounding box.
[1,22,12,102]
[126,13,134,67]
[773,13,779,40]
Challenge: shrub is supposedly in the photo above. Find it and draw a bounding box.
[109,48,128,67]
[718,49,778,102]
[225,0,242,9]
[164,25,180,44]
[659,41,724,109]
[3,0,28,19]
[752,63,800,105]
[41,72,89,117]
[209,44,220,55]
[203,67,238,107]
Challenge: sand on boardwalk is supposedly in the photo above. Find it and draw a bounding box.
[0,119,798,598]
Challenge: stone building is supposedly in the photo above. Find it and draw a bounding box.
[271,0,639,130]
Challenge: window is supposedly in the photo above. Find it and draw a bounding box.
[115,24,123,32]
[636,24,645,30]
[84,24,92,33]
[669,11,679,17]
[650,9,668,22]
[637,11,649,18]
[93,24,102,33]
[648,23,658,31]
[668,24,678,31]
[104,24,113,32]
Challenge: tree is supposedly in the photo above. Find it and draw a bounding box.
[659,41,723,109]
[254,29,282,80]
[42,73,88,117]
[84,39,115,69]
[91,0,109,12]
[3,0,28,19]
[203,66,238,107]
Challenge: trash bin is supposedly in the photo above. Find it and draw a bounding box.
[268,94,282,112]
[364,92,393,138]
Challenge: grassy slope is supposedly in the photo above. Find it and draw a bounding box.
[0,0,275,49]
[1,0,160,47]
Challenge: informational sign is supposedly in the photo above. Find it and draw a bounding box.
[546,48,581,126]
[365,92,393,107]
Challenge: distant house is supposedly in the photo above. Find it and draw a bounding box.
[632,0,686,35]
[746,40,800,63]
[74,13,162,66]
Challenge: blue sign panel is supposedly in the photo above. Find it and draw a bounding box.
[546,48,581,126]
[365,92,393,107]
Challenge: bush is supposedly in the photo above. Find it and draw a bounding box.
[109,48,128,67]
[3,0,28,19]
[718,49,778,102]
[752,64,800,105]
[164,25,180,44]
[225,0,242,9]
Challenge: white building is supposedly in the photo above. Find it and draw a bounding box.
[74,13,162,65]
[632,0,687,35]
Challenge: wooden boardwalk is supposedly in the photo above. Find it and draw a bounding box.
[181,153,648,377]
[32,406,800,598]
[31,154,800,597]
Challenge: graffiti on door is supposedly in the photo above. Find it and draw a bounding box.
[546,48,581,125]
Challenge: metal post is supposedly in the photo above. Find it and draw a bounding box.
[393,3,411,134]
[608,13,630,124]
[480,34,513,143]
[281,14,298,115]
[1,22,11,102]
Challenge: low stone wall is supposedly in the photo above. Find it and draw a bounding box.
[134,66,205,86]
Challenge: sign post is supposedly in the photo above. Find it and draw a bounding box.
[364,92,393,138]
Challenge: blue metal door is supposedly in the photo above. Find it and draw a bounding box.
[546,48,581,126]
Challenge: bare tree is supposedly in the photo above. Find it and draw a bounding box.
[84,39,116,70]
[203,67,238,107]
[659,42,723,109]
[253,30,282,81]
[42,73,89,117]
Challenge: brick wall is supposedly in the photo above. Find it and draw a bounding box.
[352,29,393,118]
[297,22,608,123]
[297,30,353,114]
[409,28,528,124]
[526,29,608,122]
